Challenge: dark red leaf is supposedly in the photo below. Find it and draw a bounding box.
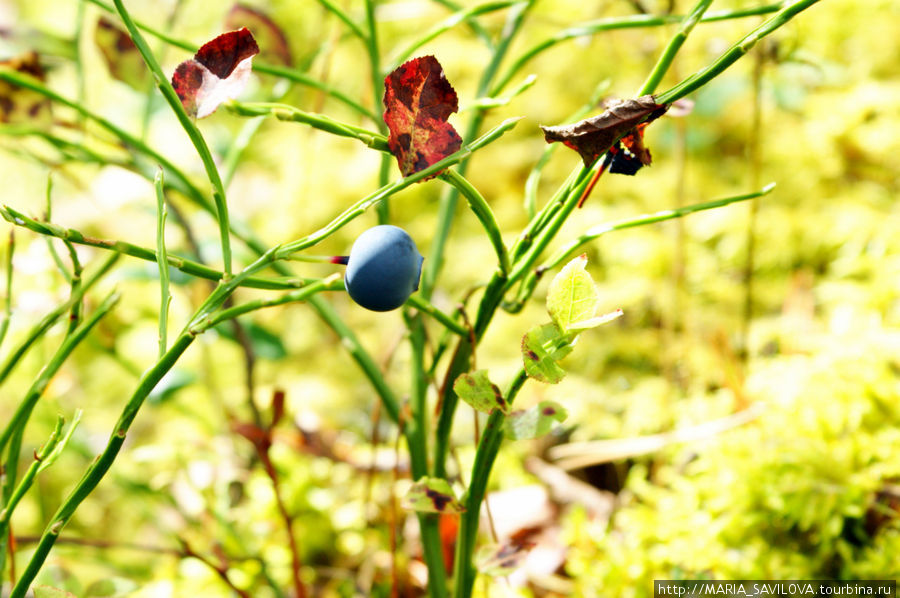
[383,55,462,178]
[225,4,292,67]
[94,17,150,91]
[171,28,260,118]
[540,95,668,167]
[0,51,52,125]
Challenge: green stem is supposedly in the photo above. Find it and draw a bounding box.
[0,290,120,459]
[452,368,528,598]
[112,0,233,278]
[405,294,468,337]
[0,253,119,387]
[421,0,533,299]
[276,118,520,258]
[510,185,776,311]
[0,70,214,219]
[227,102,389,151]
[0,229,14,351]
[657,0,823,104]
[315,0,368,41]
[155,170,171,358]
[362,0,394,224]
[430,0,494,46]
[404,310,448,598]
[9,332,194,598]
[438,170,509,275]
[638,0,712,95]
[390,1,519,67]
[0,206,304,291]
[491,3,783,95]
[0,418,65,538]
[307,296,401,424]
[193,275,342,332]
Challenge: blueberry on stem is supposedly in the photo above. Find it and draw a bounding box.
[343,225,424,312]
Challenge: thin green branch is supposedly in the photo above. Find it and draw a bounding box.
[430,0,494,45]
[112,0,233,278]
[438,170,509,275]
[405,294,468,337]
[82,0,376,119]
[452,367,529,598]
[0,290,120,458]
[155,170,171,358]
[509,185,776,311]
[276,117,521,258]
[0,229,15,350]
[657,0,823,104]
[420,0,533,299]
[43,176,73,284]
[191,275,342,333]
[638,0,712,95]
[0,70,214,217]
[227,102,389,151]
[0,253,119,387]
[306,296,401,424]
[390,1,519,67]
[0,206,305,291]
[491,3,784,95]
[315,0,368,41]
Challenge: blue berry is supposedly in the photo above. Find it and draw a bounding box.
[344,225,424,312]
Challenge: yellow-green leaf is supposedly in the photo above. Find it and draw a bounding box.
[453,370,508,414]
[546,254,600,332]
[521,323,572,384]
[504,401,568,440]
[401,477,465,514]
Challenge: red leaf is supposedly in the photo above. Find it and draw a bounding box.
[171,28,260,118]
[225,4,292,67]
[383,55,462,178]
[0,51,52,125]
[540,95,668,167]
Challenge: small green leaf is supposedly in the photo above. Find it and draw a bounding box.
[401,477,465,514]
[453,370,508,414]
[504,401,568,440]
[34,586,78,598]
[546,254,599,332]
[521,323,572,384]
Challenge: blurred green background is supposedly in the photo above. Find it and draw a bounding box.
[1,0,898,596]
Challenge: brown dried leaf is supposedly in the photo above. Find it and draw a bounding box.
[540,95,668,167]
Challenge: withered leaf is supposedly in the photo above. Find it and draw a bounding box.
[540,95,668,167]
[171,28,260,118]
[94,16,150,91]
[383,55,462,178]
[0,51,52,125]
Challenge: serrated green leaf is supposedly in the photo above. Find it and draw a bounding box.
[401,477,465,514]
[504,401,568,440]
[521,323,572,384]
[453,370,509,414]
[546,254,599,332]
